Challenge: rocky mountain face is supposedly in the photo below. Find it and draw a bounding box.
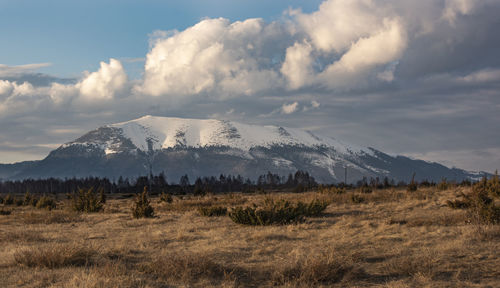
[1,115,484,183]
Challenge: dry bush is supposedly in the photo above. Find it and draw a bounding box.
[437,179,450,191]
[0,230,47,243]
[20,210,82,224]
[407,173,418,192]
[162,193,247,213]
[198,206,227,217]
[4,194,15,205]
[272,250,363,286]
[14,244,97,268]
[144,252,233,283]
[132,187,154,218]
[370,188,406,203]
[350,194,365,204]
[381,249,439,279]
[0,208,11,215]
[158,192,173,203]
[318,185,346,195]
[36,196,57,210]
[360,185,373,194]
[408,188,435,201]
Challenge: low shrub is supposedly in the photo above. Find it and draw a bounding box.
[98,187,106,204]
[319,186,346,194]
[23,191,33,206]
[15,198,24,206]
[0,196,3,204]
[360,185,373,194]
[132,187,154,218]
[446,197,469,209]
[299,199,330,216]
[4,194,14,205]
[0,208,11,215]
[437,178,449,191]
[350,194,364,204]
[448,177,500,225]
[159,192,173,203]
[407,173,418,192]
[229,199,328,225]
[36,196,57,210]
[487,170,500,197]
[406,183,418,192]
[198,206,227,217]
[72,187,103,213]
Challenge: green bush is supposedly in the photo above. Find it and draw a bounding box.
[4,194,14,205]
[487,171,500,197]
[468,177,500,225]
[36,196,57,210]
[15,198,24,206]
[448,177,500,225]
[198,206,227,217]
[98,188,106,204]
[72,187,103,213]
[298,199,330,216]
[23,192,32,206]
[229,199,328,226]
[159,192,173,203]
[132,187,154,218]
[0,208,11,215]
[0,196,3,204]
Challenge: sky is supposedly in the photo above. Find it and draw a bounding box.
[0,0,499,173]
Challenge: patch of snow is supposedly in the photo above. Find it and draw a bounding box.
[109,115,369,155]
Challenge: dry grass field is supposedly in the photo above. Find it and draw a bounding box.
[0,187,499,287]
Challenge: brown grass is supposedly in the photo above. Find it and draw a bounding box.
[0,187,498,287]
[13,243,97,268]
[20,210,82,224]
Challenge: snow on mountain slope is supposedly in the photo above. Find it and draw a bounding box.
[105,115,368,155]
[8,115,484,183]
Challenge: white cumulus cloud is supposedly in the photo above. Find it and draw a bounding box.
[137,18,282,99]
[281,102,299,114]
[77,58,127,101]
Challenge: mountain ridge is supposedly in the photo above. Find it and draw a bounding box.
[0,115,486,183]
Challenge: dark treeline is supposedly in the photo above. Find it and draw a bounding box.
[0,171,318,195]
[0,171,475,196]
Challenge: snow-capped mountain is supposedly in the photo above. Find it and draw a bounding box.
[68,115,367,156]
[1,115,484,183]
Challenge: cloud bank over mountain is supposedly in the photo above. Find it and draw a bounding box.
[1,0,499,172]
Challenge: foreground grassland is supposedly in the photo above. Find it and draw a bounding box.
[0,187,499,287]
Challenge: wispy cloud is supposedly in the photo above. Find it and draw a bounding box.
[0,63,52,77]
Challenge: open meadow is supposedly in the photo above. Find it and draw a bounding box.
[0,186,499,287]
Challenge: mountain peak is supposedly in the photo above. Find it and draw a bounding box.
[98,115,363,155]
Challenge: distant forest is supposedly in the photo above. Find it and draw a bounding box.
[0,170,471,195]
[0,171,317,195]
